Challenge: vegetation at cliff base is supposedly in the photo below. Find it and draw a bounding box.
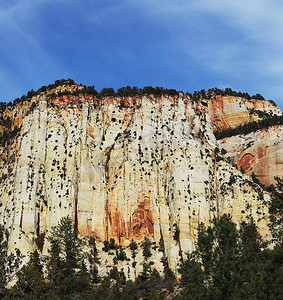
[0,226,21,299]
[180,216,269,299]
[1,179,283,299]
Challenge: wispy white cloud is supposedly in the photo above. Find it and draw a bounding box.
[0,0,282,108]
[0,0,71,99]
[135,0,283,54]
[129,0,283,105]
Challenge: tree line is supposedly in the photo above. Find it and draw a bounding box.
[0,79,277,112]
[215,114,283,140]
[47,85,180,99]
[0,79,181,111]
[189,87,268,102]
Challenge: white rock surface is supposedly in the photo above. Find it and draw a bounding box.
[0,93,273,277]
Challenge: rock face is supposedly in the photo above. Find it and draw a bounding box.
[206,95,281,132]
[0,88,279,277]
[218,126,283,186]
[206,95,283,186]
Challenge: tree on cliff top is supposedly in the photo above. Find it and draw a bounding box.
[99,88,115,97]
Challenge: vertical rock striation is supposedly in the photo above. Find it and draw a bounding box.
[0,90,277,276]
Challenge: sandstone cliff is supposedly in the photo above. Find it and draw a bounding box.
[218,126,283,187]
[0,85,279,277]
[206,95,281,132]
[206,95,283,186]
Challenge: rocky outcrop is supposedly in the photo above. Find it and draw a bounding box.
[206,95,282,186]
[206,95,281,132]
[218,125,283,186]
[0,89,278,278]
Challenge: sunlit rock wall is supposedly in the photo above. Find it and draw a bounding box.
[0,93,274,277]
[206,95,281,132]
[206,95,282,186]
[218,126,283,186]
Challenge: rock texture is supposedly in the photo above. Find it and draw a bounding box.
[218,126,283,186]
[206,95,283,186]
[206,95,281,132]
[0,87,280,278]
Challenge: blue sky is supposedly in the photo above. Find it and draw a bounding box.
[1,0,283,110]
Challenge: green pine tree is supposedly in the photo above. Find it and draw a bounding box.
[135,263,164,299]
[47,216,91,299]
[233,218,268,299]
[198,215,240,299]
[269,177,283,243]
[88,236,100,284]
[266,177,283,299]
[0,225,22,298]
[180,215,242,299]
[180,254,209,300]
[142,237,151,260]
[6,251,56,300]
